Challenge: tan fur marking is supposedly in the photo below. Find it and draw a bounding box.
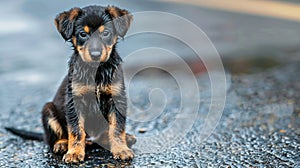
[59,13,67,21]
[84,45,93,62]
[108,113,133,160]
[100,48,107,62]
[84,26,90,33]
[108,113,119,146]
[110,82,122,96]
[67,117,85,150]
[99,25,105,33]
[106,46,113,59]
[97,82,122,96]
[69,8,81,20]
[72,83,94,96]
[53,139,68,153]
[100,50,109,62]
[77,46,93,62]
[99,45,114,62]
[107,7,120,18]
[64,117,85,163]
[97,131,136,149]
[77,46,83,53]
[56,139,68,144]
[77,46,84,61]
[72,36,77,46]
[108,113,126,145]
[48,118,63,138]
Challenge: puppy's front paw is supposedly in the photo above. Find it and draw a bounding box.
[63,150,85,163]
[111,145,134,160]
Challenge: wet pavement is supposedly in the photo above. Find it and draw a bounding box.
[2,54,300,167]
[1,0,300,167]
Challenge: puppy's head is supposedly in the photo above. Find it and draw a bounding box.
[54,6,133,63]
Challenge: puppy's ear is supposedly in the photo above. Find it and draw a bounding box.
[54,8,82,41]
[106,6,133,38]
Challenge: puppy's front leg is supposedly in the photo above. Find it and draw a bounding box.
[63,81,86,163]
[108,106,134,160]
[63,114,86,163]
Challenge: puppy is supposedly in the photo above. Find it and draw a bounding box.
[6,5,135,164]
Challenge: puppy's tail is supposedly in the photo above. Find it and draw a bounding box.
[5,127,44,141]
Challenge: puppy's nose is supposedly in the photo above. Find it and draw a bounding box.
[89,49,102,60]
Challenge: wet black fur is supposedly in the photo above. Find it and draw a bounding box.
[47,5,131,149]
[6,5,135,159]
[66,46,125,140]
[63,6,126,141]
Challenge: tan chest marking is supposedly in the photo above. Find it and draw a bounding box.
[72,83,94,96]
[97,82,122,96]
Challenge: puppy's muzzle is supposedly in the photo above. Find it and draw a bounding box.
[86,32,104,62]
[89,49,102,61]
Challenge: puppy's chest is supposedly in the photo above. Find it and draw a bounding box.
[72,82,113,99]
[71,76,121,111]
[71,81,111,138]
[71,81,112,113]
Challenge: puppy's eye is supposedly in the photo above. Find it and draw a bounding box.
[79,31,88,38]
[102,30,110,37]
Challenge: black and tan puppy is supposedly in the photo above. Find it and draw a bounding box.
[7,5,135,163]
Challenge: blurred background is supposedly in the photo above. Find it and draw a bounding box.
[0,0,299,167]
[1,0,299,95]
[1,0,299,122]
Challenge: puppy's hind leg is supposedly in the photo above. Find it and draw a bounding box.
[42,102,68,154]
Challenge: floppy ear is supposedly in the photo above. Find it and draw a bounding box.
[106,6,133,38]
[54,8,82,41]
